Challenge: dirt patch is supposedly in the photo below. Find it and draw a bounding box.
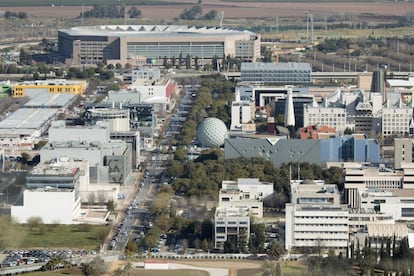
[2,1,414,20]
[237,268,260,276]
[173,259,262,270]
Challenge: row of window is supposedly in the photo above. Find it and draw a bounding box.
[127,44,225,59]
[295,216,348,219]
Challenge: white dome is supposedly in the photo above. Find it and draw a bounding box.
[196,118,228,147]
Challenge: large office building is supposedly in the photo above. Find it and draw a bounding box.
[41,121,132,186]
[285,180,349,251]
[58,25,260,66]
[303,106,347,133]
[240,62,311,85]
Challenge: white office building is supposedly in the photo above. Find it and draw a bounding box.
[303,106,347,132]
[218,178,274,218]
[345,166,404,208]
[214,207,250,249]
[230,89,255,132]
[358,188,414,221]
[382,105,413,137]
[285,180,349,251]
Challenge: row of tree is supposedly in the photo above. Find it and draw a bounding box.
[179,5,217,20]
[4,11,27,19]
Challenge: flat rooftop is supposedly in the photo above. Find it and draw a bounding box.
[0,108,58,130]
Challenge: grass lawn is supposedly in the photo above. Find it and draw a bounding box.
[1,221,110,250]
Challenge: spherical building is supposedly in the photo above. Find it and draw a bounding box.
[196,118,228,148]
[58,25,260,66]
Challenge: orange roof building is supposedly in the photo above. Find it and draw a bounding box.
[299,125,336,140]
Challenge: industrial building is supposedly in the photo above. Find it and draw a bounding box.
[285,180,349,251]
[0,108,59,149]
[58,25,260,66]
[41,121,132,185]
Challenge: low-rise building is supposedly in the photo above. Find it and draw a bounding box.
[12,79,85,98]
[214,207,250,250]
[218,178,273,218]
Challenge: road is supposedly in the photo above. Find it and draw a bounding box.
[107,85,197,253]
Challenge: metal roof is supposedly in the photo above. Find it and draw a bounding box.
[61,25,255,37]
[0,108,58,130]
[24,93,76,108]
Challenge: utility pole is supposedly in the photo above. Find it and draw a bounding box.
[306,11,309,44]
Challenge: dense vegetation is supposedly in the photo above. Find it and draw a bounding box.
[168,75,344,201]
[179,5,217,20]
[81,4,126,19]
[4,11,27,19]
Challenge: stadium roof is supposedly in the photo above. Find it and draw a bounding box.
[60,25,255,37]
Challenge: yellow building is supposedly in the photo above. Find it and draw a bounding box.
[12,80,85,98]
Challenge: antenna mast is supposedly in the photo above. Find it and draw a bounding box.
[220,11,224,27]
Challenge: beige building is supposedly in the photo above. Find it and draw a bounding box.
[58,25,260,66]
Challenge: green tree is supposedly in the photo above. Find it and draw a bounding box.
[26,216,43,231]
[186,54,191,69]
[124,241,137,257]
[268,240,285,260]
[106,199,116,212]
[261,260,277,276]
[128,6,142,18]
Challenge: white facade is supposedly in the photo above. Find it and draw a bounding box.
[230,101,255,132]
[285,180,349,250]
[218,178,273,218]
[285,204,349,250]
[345,167,403,208]
[48,120,110,145]
[214,207,250,249]
[222,178,274,198]
[382,106,413,137]
[12,188,81,224]
[132,67,161,83]
[303,106,347,132]
[358,188,414,221]
[130,78,175,109]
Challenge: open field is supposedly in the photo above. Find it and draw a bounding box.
[1,0,414,20]
[0,218,110,250]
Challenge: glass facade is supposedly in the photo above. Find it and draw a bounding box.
[127,43,224,59]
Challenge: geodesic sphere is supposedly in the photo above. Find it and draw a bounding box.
[196,118,228,147]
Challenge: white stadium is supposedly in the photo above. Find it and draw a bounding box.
[58,25,261,66]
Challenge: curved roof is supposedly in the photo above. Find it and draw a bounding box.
[60,25,255,37]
